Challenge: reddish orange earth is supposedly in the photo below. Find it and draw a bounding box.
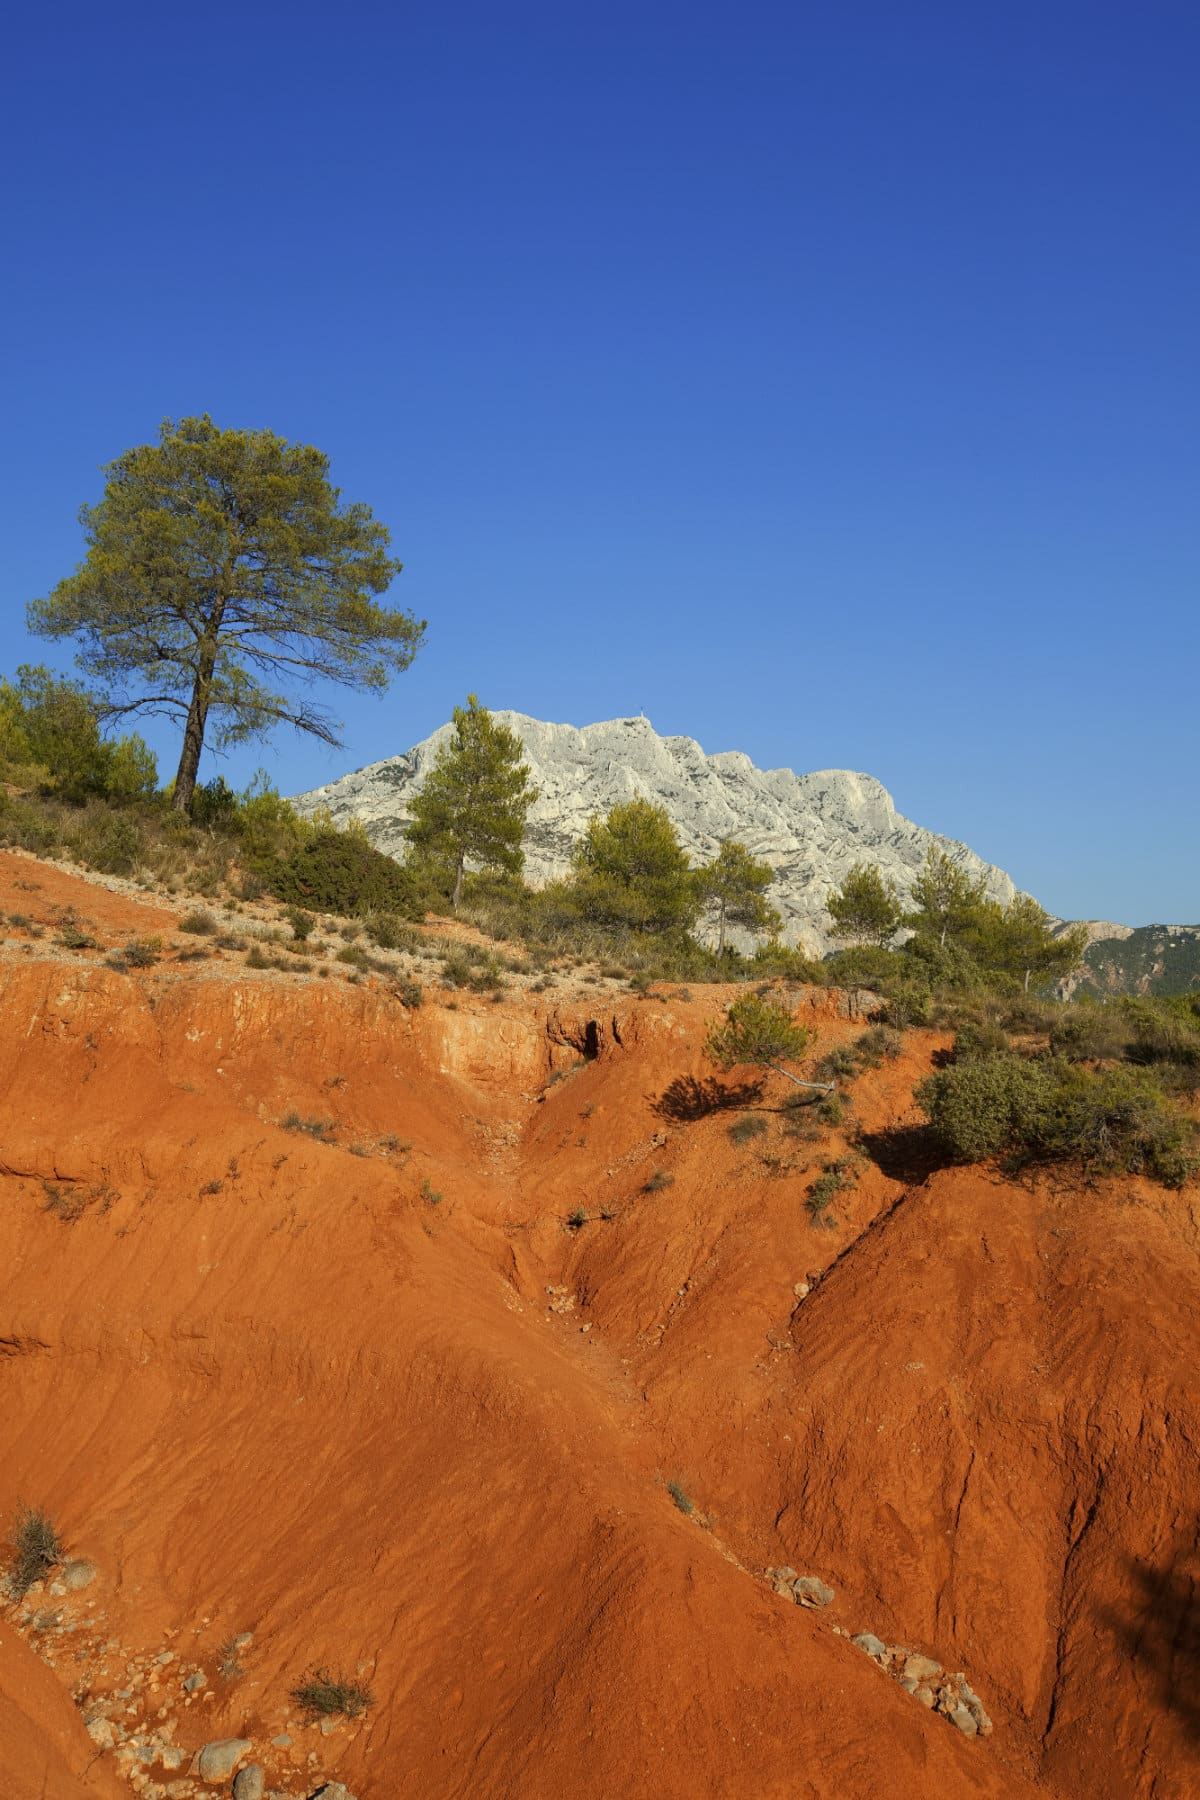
[0,851,1197,1799]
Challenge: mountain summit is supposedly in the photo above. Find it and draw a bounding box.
[293,712,1019,952]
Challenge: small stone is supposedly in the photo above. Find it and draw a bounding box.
[160,1747,185,1771]
[62,1559,98,1592]
[915,1684,936,1708]
[33,1608,63,1631]
[231,1631,254,1649]
[792,1576,835,1608]
[903,1652,942,1684]
[50,1580,67,1596]
[319,1716,338,1735]
[183,1670,206,1692]
[87,1717,118,1749]
[792,1281,809,1298]
[898,1674,920,1693]
[949,1704,978,1736]
[775,1566,797,1583]
[195,1737,252,1780]
[852,1632,887,1660]
[307,1786,355,1800]
[233,1767,266,1800]
[271,1733,292,1747]
[156,1650,176,1665]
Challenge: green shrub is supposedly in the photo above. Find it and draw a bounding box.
[814,1046,858,1083]
[122,935,162,968]
[179,909,217,935]
[667,1480,694,1515]
[365,910,421,951]
[917,1054,1197,1186]
[284,906,315,941]
[57,914,99,950]
[1123,1000,1200,1069]
[643,1168,675,1193]
[951,1021,1011,1062]
[7,1505,63,1598]
[877,984,932,1029]
[916,1055,1052,1164]
[806,1158,856,1224]
[72,812,144,876]
[854,1024,903,1065]
[395,977,424,1008]
[266,829,419,918]
[728,1114,769,1145]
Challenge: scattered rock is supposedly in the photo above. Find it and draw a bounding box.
[61,1558,98,1591]
[948,1704,978,1737]
[307,1785,356,1800]
[792,1281,809,1299]
[852,1632,887,1660]
[233,1767,266,1800]
[86,1716,118,1749]
[195,1738,252,1781]
[792,1576,835,1608]
[915,1684,936,1708]
[270,1733,292,1748]
[903,1652,942,1684]
[183,1670,206,1692]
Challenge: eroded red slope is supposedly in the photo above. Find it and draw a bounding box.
[0,856,1194,1799]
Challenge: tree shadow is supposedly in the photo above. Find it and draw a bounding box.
[1100,1554,1200,1746]
[856,1123,947,1185]
[654,1074,766,1122]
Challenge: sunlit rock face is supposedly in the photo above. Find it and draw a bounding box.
[293,713,1018,953]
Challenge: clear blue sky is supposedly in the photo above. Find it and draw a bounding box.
[2,0,1196,922]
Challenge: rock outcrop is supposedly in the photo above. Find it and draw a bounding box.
[293,713,1020,952]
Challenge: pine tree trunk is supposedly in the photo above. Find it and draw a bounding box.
[717,902,726,957]
[171,620,222,814]
[172,688,209,813]
[452,853,465,912]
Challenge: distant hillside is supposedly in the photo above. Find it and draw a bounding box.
[1074,925,1200,998]
[293,712,1020,954]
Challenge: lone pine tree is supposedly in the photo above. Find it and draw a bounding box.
[29,415,423,813]
[404,695,538,910]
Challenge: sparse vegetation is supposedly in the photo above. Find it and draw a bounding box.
[179,909,217,934]
[56,913,99,950]
[728,1114,769,1145]
[420,1178,443,1206]
[121,934,162,968]
[280,1112,337,1142]
[667,1480,694,1515]
[290,1670,375,1720]
[643,1168,675,1192]
[8,1505,64,1597]
[806,1158,857,1224]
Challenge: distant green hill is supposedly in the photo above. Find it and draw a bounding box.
[1077,925,1200,997]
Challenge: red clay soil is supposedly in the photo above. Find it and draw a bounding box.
[0,858,1197,1799]
[0,1623,126,1800]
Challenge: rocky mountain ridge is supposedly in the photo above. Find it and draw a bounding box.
[293,712,1021,953]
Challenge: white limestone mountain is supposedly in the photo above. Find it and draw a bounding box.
[293,712,1022,954]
